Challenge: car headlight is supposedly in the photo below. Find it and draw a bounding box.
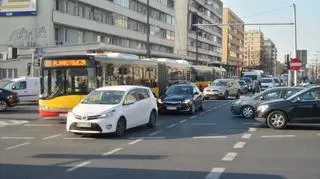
[157,98,163,104]
[257,105,269,112]
[183,99,192,104]
[99,109,116,119]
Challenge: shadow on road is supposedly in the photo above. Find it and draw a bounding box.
[0,163,287,179]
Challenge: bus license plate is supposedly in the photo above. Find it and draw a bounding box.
[77,122,91,128]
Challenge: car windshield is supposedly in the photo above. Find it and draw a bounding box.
[211,80,228,86]
[166,85,193,95]
[0,80,13,88]
[260,78,272,83]
[238,80,246,86]
[240,78,252,83]
[81,90,125,105]
[243,75,257,81]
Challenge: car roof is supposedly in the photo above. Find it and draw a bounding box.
[170,83,194,87]
[95,85,150,91]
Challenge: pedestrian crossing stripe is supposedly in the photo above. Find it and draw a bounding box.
[0,120,28,127]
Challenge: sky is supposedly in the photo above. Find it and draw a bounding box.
[222,0,320,64]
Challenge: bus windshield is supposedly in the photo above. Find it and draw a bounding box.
[40,67,96,99]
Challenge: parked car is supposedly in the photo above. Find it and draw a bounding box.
[255,86,320,129]
[66,86,158,136]
[237,80,249,94]
[2,77,39,102]
[158,83,203,114]
[203,79,241,99]
[231,87,303,118]
[240,77,253,92]
[260,78,277,91]
[273,77,282,86]
[0,88,19,111]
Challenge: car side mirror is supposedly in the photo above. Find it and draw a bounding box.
[124,100,135,105]
[292,97,301,103]
[259,96,264,100]
[12,86,16,90]
[193,91,199,96]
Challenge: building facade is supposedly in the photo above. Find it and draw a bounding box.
[262,38,277,75]
[222,8,244,77]
[174,0,223,64]
[0,0,176,79]
[244,30,264,68]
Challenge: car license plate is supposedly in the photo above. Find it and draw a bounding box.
[166,106,177,110]
[77,122,91,128]
[59,113,67,117]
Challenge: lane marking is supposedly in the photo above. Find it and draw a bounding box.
[25,124,53,127]
[128,138,143,145]
[6,142,30,150]
[317,134,320,136]
[103,148,123,156]
[205,167,225,179]
[190,123,216,126]
[129,137,165,139]
[179,119,187,124]
[221,152,238,161]
[190,115,198,119]
[149,130,163,136]
[192,136,227,139]
[66,161,91,172]
[233,142,246,149]
[63,137,94,140]
[248,127,257,132]
[42,134,62,140]
[9,120,28,125]
[2,137,35,140]
[166,124,176,129]
[261,135,296,138]
[241,133,252,139]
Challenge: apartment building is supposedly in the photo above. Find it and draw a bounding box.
[175,0,223,64]
[0,0,176,79]
[222,8,244,76]
[244,30,264,68]
[262,38,277,75]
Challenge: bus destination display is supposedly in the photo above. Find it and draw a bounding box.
[44,59,87,67]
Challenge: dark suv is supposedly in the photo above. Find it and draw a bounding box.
[0,88,19,111]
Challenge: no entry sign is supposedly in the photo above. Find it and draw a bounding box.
[290,58,302,71]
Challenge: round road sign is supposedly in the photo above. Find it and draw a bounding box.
[290,58,302,71]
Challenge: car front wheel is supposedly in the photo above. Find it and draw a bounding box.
[189,103,196,115]
[115,118,126,137]
[241,106,254,119]
[267,111,288,129]
[147,110,157,128]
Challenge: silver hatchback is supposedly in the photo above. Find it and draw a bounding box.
[203,79,241,100]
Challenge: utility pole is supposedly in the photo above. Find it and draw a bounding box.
[146,0,151,58]
[293,3,298,86]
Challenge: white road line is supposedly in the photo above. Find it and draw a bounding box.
[63,137,94,140]
[221,152,238,161]
[317,134,320,136]
[0,121,8,126]
[129,137,165,139]
[128,138,143,145]
[103,148,123,156]
[190,115,198,119]
[179,119,187,124]
[248,127,257,132]
[205,167,225,179]
[190,123,216,126]
[241,133,252,139]
[149,130,163,136]
[166,124,176,129]
[2,137,35,140]
[9,120,28,125]
[25,124,53,127]
[192,136,227,139]
[66,161,91,172]
[6,142,30,150]
[233,142,246,149]
[261,135,296,138]
[42,134,62,140]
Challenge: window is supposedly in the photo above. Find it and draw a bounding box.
[136,89,149,100]
[124,90,138,104]
[12,81,27,90]
[264,91,281,100]
[8,69,12,78]
[300,89,320,101]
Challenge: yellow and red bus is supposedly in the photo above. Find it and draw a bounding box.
[39,54,191,118]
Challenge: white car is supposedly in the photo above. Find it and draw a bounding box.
[66,86,158,136]
[260,78,276,91]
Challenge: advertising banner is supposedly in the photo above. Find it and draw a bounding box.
[0,0,36,17]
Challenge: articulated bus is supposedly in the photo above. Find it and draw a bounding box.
[39,54,190,118]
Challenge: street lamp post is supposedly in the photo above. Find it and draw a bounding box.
[293,3,298,86]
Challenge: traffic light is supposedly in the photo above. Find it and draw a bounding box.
[190,12,198,31]
[285,54,290,70]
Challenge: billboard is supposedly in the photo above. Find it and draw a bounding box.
[0,0,37,17]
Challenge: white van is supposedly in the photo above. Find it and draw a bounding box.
[243,71,262,81]
[2,77,40,102]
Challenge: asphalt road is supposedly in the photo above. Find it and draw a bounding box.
[0,99,320,179]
